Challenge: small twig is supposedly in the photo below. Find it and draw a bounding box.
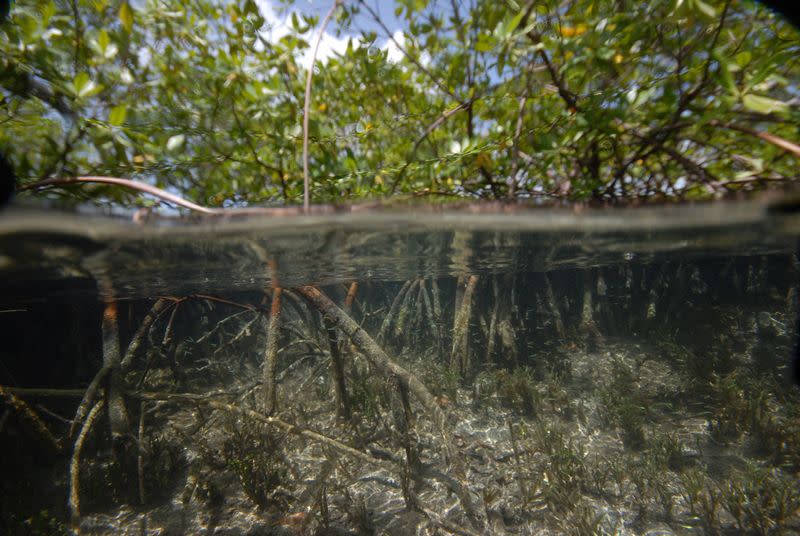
[195,309,254,345]
[213,312,262,356]
[190,294,260,312]
[390,99,476,194]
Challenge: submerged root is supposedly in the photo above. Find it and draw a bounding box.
[0,385,60,452]
[451,275,478,378]
[296,285,484,530]
[262,288,283,415]
[69,399,105,533]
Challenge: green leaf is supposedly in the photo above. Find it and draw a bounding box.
[475,33,495,52]
[742,94,790,115]
[502,11,525,37]
[735,51,751,68]
[109,104,127,126]
[98,29,110,52]
[73,73,102,98]
[714,53,737,96]
[692,0,716,18]
[166,134,186,151]
[119,1,134,33]
[73,73,90,96]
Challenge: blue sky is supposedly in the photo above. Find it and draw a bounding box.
[255,0,421,64]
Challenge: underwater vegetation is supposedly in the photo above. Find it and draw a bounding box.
[0,255,799,535]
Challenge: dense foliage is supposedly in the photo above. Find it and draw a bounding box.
[0,0,798,209]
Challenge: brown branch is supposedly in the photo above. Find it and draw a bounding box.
[710,121,800,159]
[357,0,460,101]
[509,93,529,198]
[660,145,722,192]
[20,176,225,214]
[390,99,476,194]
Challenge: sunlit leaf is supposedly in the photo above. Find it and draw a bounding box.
[166,134,186,151]
[119,1,134,33]
[742,94,790,115]
[109,104,127,126]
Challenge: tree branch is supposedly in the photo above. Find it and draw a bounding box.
[303,0,342,213]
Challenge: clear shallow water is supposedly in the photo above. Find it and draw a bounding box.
[0,200,799,535]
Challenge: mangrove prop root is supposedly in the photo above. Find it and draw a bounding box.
[297,286,447,437]
[0,385,60,452]
[543,273,565,337]
[70,399,105,533]
[324,315,352,421]
[102,301,130,440]
[419,279,439,343]
[120,298,170,371]
[451,275,478,377]
[431,279,444,356]
[344,282,359,315]
[68,365,111,441]
[486,278,500,365]
[377,280,412,342]
[138,401,146,505]
[263,288,283,414]
[394,279,420,339]
[295,286,484,529]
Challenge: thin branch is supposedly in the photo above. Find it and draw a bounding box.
[357,0,459,101]
[20,176,225,214]
[710,121,800,159]
[390,99,476,194]
[303,0,342,213]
